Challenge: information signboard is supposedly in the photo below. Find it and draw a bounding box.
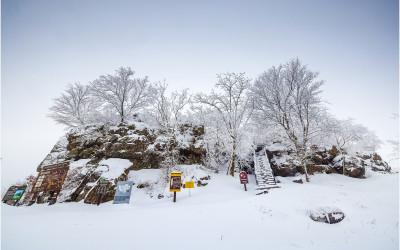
[29,162,70,205]
[32,162,69,193]
[170,172,182,202]
[185,181,194,189]
[97,180,110,195]
[96,180,110,206]
[169,172,182,192]
[3,185,27,202]
[113,181,134,204]
[185,181,194,197]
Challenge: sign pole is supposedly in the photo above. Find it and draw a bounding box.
[97,194,102,206]
[189,188,191,197]
[244,183,247,191]
[14,199,21,206]
[173,191,176,202]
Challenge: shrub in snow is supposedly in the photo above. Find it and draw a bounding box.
[293,179,303,184]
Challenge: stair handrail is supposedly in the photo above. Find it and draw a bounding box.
[253,150,258,185]
[263,149,270,170]
[264,148,277,184]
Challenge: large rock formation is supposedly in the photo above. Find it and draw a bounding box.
[21,122,206,205]
[264,143,391,178]
[16,123,391,206]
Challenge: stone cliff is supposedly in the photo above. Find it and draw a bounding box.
[21,122,206,205]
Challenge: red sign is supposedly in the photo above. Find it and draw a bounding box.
[240,171,248,184]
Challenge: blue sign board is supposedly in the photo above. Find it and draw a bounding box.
[113,181,134,204]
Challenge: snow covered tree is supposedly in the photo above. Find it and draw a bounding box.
[196,72,253,177]
[151,82,191,181]
[251,58,325,182]
[90,67,154,123]
[152,81,191,130]
[190,105,225,172]
[358,129,382,153]
[387,113,399,162]
[327,117,368,175]
[48,83,97,127]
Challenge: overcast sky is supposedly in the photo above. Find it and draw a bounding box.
[2,0,398,188]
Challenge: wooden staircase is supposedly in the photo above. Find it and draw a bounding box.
[254,149,280,195]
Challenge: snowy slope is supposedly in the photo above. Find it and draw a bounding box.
[2,169,398,250]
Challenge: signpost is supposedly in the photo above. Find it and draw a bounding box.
[29,162,70,206]
[185,181,194,197]
[113,181,134,204]
[170,172,181,202]
[96,179,110,206]
[239,171,248,191]
[2,185,27,206]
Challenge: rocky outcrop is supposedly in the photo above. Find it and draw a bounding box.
[359,153,391,172]
[23,122,206,205]
[264,143,390,179]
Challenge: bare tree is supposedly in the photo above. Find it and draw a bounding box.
[327,117,367,175]
[190,105,226,172]
[196,72,253,177]
[251,58,325,182]
[152,82,191,181]
[90,67,153,123]
[152,81,191,130]
[387,113,399,162]
[48,83,96,127]
[359,130,382,153]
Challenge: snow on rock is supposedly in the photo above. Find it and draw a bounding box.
[18,122,206,205]
[264,143,391,178]
[308,207,345,224]
[38,136,69,169]
[96,158,132,180]
[57,159,92,203]
[126,165,212,200]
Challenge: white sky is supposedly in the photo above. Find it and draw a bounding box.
[2,0,399,188]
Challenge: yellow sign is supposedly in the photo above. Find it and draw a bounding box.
[185,181,194,189]
[170,172,182,192]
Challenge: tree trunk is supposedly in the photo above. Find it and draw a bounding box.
[121,103,125,123]
[342,154,346,176]
[302,160,310,182]
[229,141,236,177]
[294,145,310,182]
[230,153,235,177]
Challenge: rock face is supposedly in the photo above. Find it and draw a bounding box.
[62,123,205,167]
[22,122,206,205]
[264,143,391,179]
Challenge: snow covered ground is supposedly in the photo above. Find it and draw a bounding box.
[2,167,398,250]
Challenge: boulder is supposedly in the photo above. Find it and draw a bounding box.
[293,179,303,184]
[309,207,345,224]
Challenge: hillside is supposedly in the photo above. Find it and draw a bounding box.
[7,121,391,207]
[2,122,398,249]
